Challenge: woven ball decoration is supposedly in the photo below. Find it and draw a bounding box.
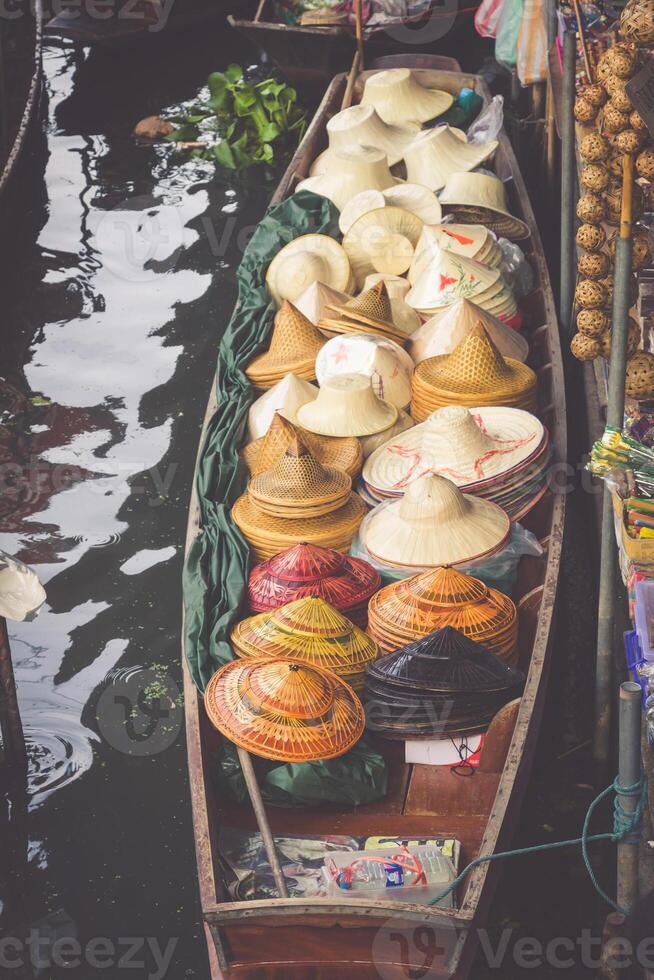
[574,98,599,123]
[601,274,639,309]
[605,43,640,76]
[601,105,631,133]
[605,78,633,113]
[577,309,608,337]
[598,318,641,359]
[575,279,607,310]
[630,110,648,132]
[625,352,654,398]
[571,333,601,361]
[580,164,610,193]
[636,148,654,182]
[582,83,608,108]
[615,129,646,154]
[579,132,609,162]
[576,193,606,224]
[576,223,607,252]
[609,228,652,270]
[578,251,611,280]
[620,0,654,46]
[606,152,625,179]
[604,181,644,225]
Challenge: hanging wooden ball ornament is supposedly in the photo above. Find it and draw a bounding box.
[580,164,610,193]
[578,252,611,280]
[625,352,654,399]
[598,318,641,359]
[577,309,608,337]
[575,279,607,310]
[579,132,609,162]
[571,333,601,361]
[620,0,654,47]
[601,274,639,308]
[576,193,606,224]
[596,50,614,83]
[605,78,634,113]
[601,105,631,133]
[576,224,607,252]
[574,98,599,123]
[582,83,608,108]
[605,43,640,77]
[604,181,644,225]
[630,110,648,132]
[609,228,652,270]
[636,148,654,182]
[615,129,647,154]
[606,152,625,179]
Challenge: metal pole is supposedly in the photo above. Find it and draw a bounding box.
[0,616,27,775]
[616,682,641,913]
[236,745,289,899]
[560,31,577,339]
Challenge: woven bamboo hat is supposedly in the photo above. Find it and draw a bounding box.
[231,596,379,688]
[409,225,503,286]
[404,126,499,192]
[310,104,420,173]
[362,273,420,335]
[361,474,510,568]
[245,301,325,387]
[405,248,501,313]
[242,412,363,480]
[248,543,380,626]
[297,145,401,212]
[410,324,538,420]
[316,333,414,409]
[266,235,352,307]
[366,564,518,664]
[297,372,398,437]
[204,657,365,762]
[300,7,349,24]
[293,281,352,327]
[408,298,529,364]
[232,491,366,562]
[320,281,411,344]
[360,68,454,126]
[342,207,424,289]
[439,172,531,241]
[339,185,442,236]
[246,373,318,441]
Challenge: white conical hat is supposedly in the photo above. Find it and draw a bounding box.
[405,248,501,312]
[408,298,528,363]
[404,126,499,192]
[266,235,352,307]
[361,473,510,567]
[247,373,318,441]
[343,206,424,289]
[360,408,414,458]
[296,373,398,437]
[339,184,442,236]
[409,224,502,286]
[310,104,420,174]
[316,334,414,409]
[297,145,401,212]
[362,404,544,494]
[293,281,352,326]
[360,68,454,126]
[439,172,531,241]
[362,273,420,334]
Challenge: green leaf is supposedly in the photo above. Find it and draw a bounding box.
[224,63,244,83]
[167,124,201,142]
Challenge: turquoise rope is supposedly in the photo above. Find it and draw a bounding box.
[427,774,646,914]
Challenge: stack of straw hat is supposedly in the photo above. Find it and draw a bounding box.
[439,172,530,242]
[359,474,511,571]
[294,281,352,327]
[361,274,421,335]
[410,324,538,420]
[316,334,414,409]
[247,373,318,441]
[406,248,517,321]
[232,434,366,560]
[297,145,401,212]
[360,68,454,126]
[231,596,380,690]
[248,543,381,628]
[408,298,529,365]
[266,234,352,307]
[408,225,504,285]
[367,564,518,665]
[204,657,364,762]
[241,412,363,480]
[403,125,498,192]
[245,301,326,388]
[297,373,398,437]
[362,405,549,521]
[339,184,442,236]
[319,281,411,344]
[342,207,424,288]
[363,626,525,739]
[309,104,420,174]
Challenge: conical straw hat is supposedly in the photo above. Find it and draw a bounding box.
[439,172,531,241]
[297,145,401,212]
[310,104,420,173]
[204,657,365,762]
[405,248,501,312]
[320,281,410,344]
[246,301,325,387]
[361,68,454,126]
[247,373,318,441]
[409,225,503,286]
[242,413,363,480]
[362,273,420,335]
[266,235,352,307]
[297,372,398,437]
[248,433,352,518]
[293,281,352,327]
[339,185,442,236]
[408,298,529,364]
[360,408,414,458]
[342,207,424,289]
[363,405,544,495]
[404,126,499,192]
[316,333,414,409]
[361,474,510,568]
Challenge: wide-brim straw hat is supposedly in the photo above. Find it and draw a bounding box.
[405,247,502,312]
[339,185,442,236]
[409,224,503,286]
[266,235,352,307]
[362,404,544,496]
[310,104,420,173]
[296,372,398,437]
[297,145,401,212]
[439,172,531,242]
[360,408,414,458]
[232,491,366,563]
[408,298,529,364]
[361,474,510,568]
[320,280,411,345]
[342,206,424,289]
[316,333,414,409]
[242,412,363,480]
[361,273,421,335]
[204,657,365,762]
[246,373,318,441]
[293,281,352,327]
[360,68,454,126]
[404,125,499,192]
[246,300,325,387]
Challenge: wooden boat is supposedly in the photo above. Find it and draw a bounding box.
[0,0,43,200]
[183,55,566,979]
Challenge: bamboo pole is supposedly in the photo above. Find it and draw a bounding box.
[341,50,362,111]
[253,0,267,23]
[560,31,577,338]
[354,0,364,71]
[236,746,289,899]
[0,616,27,775]
[546,76,556,189]
[616,682,641,914]
[571,0,593,83]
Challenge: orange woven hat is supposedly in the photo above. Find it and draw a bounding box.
[245,301,325,388]
[248,432,352,519]
[204,657,365,762]
[241,412,363,480]
[320,281,410,345]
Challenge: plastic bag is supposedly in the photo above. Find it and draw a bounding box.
[495,0,524,68]
[467,95,505,145]
[498,238,535,298]
[516,0,548,86]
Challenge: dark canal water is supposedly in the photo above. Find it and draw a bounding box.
[0,26,605,980]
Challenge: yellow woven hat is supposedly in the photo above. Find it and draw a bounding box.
[361,473,511,568]
[360,68,454,126]
[242,412,363,480]
[246,373,318,441]
[266,235,352,307]
[409,224,503,286]
[297,145,401,212]
[245,301,326,388]
[310,104,420,172]
[342,206,424,289]
[320,280,411,344]
[296,372,398,437]
[405,248,502,313]
[361,273,421,335]
[403,126,499,192]
[339,184,442,236]
[315,333,414,409]
[293,281,352,327]
[408,298,529,364]
[439,172,531,241]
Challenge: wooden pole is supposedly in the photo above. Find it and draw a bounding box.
[253,0,267,23]
[354,0,364,71]
[545,76,556,189]
[616,682,641,914]
[236,745,289,899]
[0,616,27,775]
[595,912,629,979]
[341,51,362,111]
[571,0,593,83]
[560,31,577,338]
